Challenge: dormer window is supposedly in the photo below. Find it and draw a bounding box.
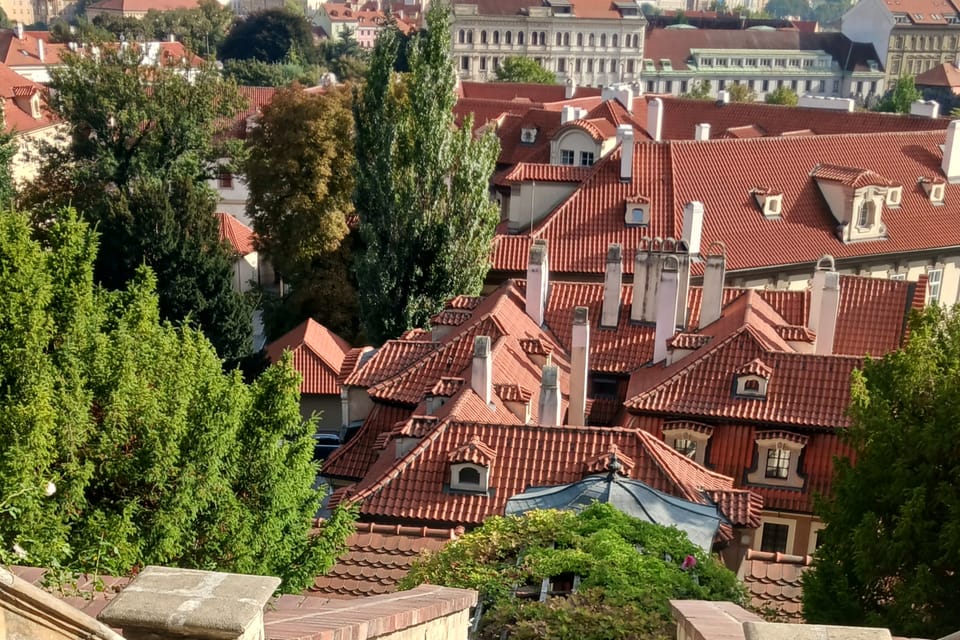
[520,127,538,144]
[734,358,772,398]
[886,186,902,208]
[856,199,876,228]
[448,436,496,494]
[751,188,783,220]
[30,93,40,119]
[624,196,649,226]
[920,177,946,205]
[662,421,713,466]
[747,430,808,489]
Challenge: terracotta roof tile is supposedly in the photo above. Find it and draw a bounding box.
[916,62,960,91]
[344,340,441,387]
[448,436,497,465]
[810,163,897,188]
[337,347,373,385]
[265,319,351,395]
[216,212,255,255]
[583,444,635,475]
[493,382,532,402]
[497,162,593,185]
[738,548,811,621]
[87,0,199,12]
[322,404,411,480]
[0,62,57,135]
[430,377,465,397]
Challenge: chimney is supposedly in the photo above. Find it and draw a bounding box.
[14,22,23,40]
[631,242,653,323]
[472,336,492,406]
[99,566,280,640]
[526,239,549,326]
[565,77,576,99]
[674,246,691,330]
[618,125,634,181]
[538,364,561,426]
[814,272,841,355]
[601,243,622,327]
[569,307,590,425]
[653,256,680,363]
[647,97,664,142]
[695,122,711,141]
[943,120,960,183]
[561,105,575,124]
[37,38,45,62]
[910,100,940,118]
[699,243,726,329]
[681,201,705,256]
[717,90,730,104]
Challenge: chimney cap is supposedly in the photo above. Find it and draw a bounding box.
[815,254,836,272]
[606,243,623,262]
[473,335,491,357]
[529,242,547,265]
[541,364,559,388]
[706,240,726,257]
[574,306,590,325]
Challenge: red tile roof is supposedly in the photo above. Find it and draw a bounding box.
[344,340,440,387]
[497,162,593,184]
[86,0,199,12]
[492,130,960,278]
[309,522,461,598]
[216,212,255,256]
[882,0,960,24]
[810,163,897,189]
[459,81,602,103]
[916,62,960,92]
[737,549,811,621]
[0,62,57,135]
[219,86,278,141]
[265,319,351,395]
[0,30,70,68]
[323,404,412,480]
[347,420,761,529]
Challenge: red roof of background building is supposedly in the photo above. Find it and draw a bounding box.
[265,319,351,395]
[737,549,810,621]
[916,62,960,93]
[0,30,70,67]
[216,212,255,256]
[86,0,199,12]
[0,62,56,134]
[882,0,960,24]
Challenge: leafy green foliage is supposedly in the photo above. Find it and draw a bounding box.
[222,57,324,87]
[495,56,556,84]
[317,29,370,82]
[244,84,359,341]
[401,504,746,640]
[353,1,501,344]
[873,75,922,113]
[802,306,960,637]
[219,8,316,64]
[727,82,756,103]
[764,0,812,18]
[0,127,15,208]
[24,47,252,364]
[85,0,234,56]
[764,86,799,106]
[682,80,712,100]
[0,209,354,589]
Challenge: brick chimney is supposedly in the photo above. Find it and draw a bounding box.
[808,255,840,355]
[695,122,711,141]
[653,256,680,363]
[569,307,590,425]
[647,96,663,142]
[526,239,549,326]
[618,124,634,181]
[538,364,561,426]
[98,566,280,640]
[632,240,664,324]
[942,120,960,183]
[699,243,726,329]
[472,336,492,406]
[601,243,622,328]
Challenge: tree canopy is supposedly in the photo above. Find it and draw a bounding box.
[400,504,746,640]
[802,305,960,638]
[727,82,756,103]
[244,84,359,341]
[494,56,556,84]
[682,79,712,100]
[219,8,316,64]
[764,86,799,106]
[873,75,921,113]
[353,1,501,343]
[24,47,252,364]
[0,208,354,590]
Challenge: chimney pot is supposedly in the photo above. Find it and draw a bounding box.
[653,256,680,363]
[601,243,623,328]
[472,335,493,406]
[681,201,705,256]
[647,97,664,142]
[943,120,960,183]
[569,306,590,425]
[695,122,711,141]
[525,239,549,326]
[538,364,562,426]
[565,77,576,99]
[699,244,726,329]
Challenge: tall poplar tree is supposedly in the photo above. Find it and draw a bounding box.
[353,4,500,344]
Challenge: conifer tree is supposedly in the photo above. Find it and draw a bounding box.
[353,3,500,343]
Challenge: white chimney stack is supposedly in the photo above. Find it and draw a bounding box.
[526,239,549,326]
[681,201,705,256]
[942,120,960,183]
[472,336,493,406]
[653,256,680,363]
[647,97,664,142]
[569,307,590,426]
[695,122,711,141]
[565,77,576,99]
[910,100,940,118]
[699,244,726,329]
[538,364,561,427]
[631,243,652,323]
[814,272,841,355]
[37,38,45,62]
[718,90,730,104]
[14,22,23,40]
[618,125,634,181]
[561,105,575,124]
[601,243,622,328]
[674,247,691,330]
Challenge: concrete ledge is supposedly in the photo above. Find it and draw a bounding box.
[671,600,763,640]
[264,585,477,640]
[744,621,893,640]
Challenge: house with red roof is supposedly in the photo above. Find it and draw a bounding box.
[85,0,200,19]
[0,62,64,185]
[916,59,960,95]
[316,2,418,49]
[0,26,70,83]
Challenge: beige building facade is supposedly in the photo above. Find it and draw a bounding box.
[452,0,646,85]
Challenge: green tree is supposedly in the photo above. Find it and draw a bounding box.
[23,47,252,364]
[763,0,812,18]
[401,504,746,640]
[222,58,324,87]
[0,208,354,589]
[802,305,960,638]
[219,8,316,64]
[244,84,359,341]
[0,127,15,208]
[682,79,712,100]
[353,2,500,343]
[143,0,236,58]
[727,82,756,103]
[494,56,556,84]
[873,75,921,113]
[813,0,852,25]
[764,86,799,106]
[0,7,11,28]
[317,28,369,82]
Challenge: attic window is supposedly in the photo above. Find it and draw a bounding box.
[624,199,649,226]
[662,421,713,466]
[520,127,538,144]
[919,177,946,205]
[886,186,902,208]
[734,358,771,398]
[450,463,489,493]
[751,188,783,220]
[856,199,877,228]
[747,431,808,489]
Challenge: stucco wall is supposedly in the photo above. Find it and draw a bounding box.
[301,394,342,432]
[374,609,471,640]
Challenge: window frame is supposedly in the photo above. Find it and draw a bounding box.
[559,149,575,165]
[765,447,791,479]
[760,521,791,553]
[579,151,595,166]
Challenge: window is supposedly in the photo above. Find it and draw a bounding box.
[928,268,943,303]
[890,273,906,281]
[857,200,874,228]
[765,448,791,479]
[458,29,465,44]
[744,379,760,392]
[579,151,595,166]
[597,59,605,73]
[762,79,769,91]
[662,422,713,466]
[506,31,512,44]
[646,80,655,92]
[575,59,582,72]
[458,467,481,485]
[611,34,618,47]
[461,56,469,71]
[673,439,697,459]
[557,58,566,72]
[556,32,562,46]
[591,376,619,399]
[588,33,595,46]
[587,59,593,72]
[760,523,790,553]
[577,32,583,46]
[493,30,500,44]
[627,60,634,74]
[886,187,902,207]
[560,149,575,165]
[518,31,524,45]
[600,33,606,47]
[530,31,537,45]
[467,30,473,44]
[563,32,570,46]
[480,30,487,44]
[540,31,546,45]
[218,172,233,189]
[479,57,487,71]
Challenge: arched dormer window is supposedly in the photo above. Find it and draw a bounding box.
[662,421,713,466]
[458,466,481,485]
[449,436,496,494]
[856,199,875,228]
[734,358,772,398]
[747,430,808,489]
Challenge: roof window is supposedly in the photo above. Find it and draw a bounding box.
[750,187,783,220]
[747,431,808,489]
[919,176,946,205]
[734,359,772,398]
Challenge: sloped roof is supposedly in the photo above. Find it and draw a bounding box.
[916,62,960,91]
[323,403,412,480]
[0,62,56,134]
[265,319,351,395]
[492,130,960,278]
[86,0,199,12]
[0,30,70,67]
[881,0,960,24]
[738,549,811,621]
[309,522,461,598]
[216,212,255,256]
